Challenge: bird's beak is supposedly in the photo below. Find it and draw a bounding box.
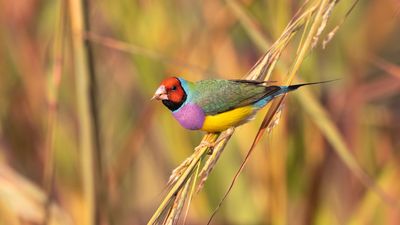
[151,85,168,100]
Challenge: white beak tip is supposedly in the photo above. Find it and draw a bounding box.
[152,85,168,101]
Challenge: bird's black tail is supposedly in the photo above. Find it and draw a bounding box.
[286,79,340,91]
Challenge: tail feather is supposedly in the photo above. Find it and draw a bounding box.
[286,79,339,92]
[247,79,338,109]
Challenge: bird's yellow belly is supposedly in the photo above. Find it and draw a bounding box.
[201,105,255,132]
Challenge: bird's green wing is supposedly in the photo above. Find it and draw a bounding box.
[192,79,281,115]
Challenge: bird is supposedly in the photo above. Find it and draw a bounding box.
[152,77,330,133]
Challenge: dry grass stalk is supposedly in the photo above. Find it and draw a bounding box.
[147,1,330,224]
[197,128,235,192]
[148,0,399,224]
[43,0,66,224]
[242,0,399,210]
[323,0,360,48]
[163,181,190,225]
[68,0,101,224]
[147,134,219,224]
[204,1,336,222]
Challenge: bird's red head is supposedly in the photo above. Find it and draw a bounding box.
[152,77,187,111]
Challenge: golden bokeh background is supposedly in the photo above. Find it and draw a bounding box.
[0,0,399,224]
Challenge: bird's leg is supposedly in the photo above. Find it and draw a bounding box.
[195,134,219,154]
[206,128,235,154]
[195,128,235,155]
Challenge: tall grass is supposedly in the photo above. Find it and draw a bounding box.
[68,0,100,224]
[149,0,398,224]
[0,0,399,225]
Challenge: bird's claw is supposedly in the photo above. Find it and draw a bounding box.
[195,140,215,155]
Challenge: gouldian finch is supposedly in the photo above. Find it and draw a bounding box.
[152,77,326,133]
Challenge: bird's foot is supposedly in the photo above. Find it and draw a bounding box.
[195,140,216,154]
[195,129,235,155]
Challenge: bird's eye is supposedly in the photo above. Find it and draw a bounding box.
[171,86,177,91]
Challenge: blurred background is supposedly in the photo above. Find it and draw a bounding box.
[0,0,399,224]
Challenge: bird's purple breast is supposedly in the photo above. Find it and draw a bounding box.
[172,103,205,130]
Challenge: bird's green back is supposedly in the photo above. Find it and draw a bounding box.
[191,79,280,115]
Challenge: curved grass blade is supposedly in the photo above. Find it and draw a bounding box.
[206,1,333,223]
[147,134,219,225]
[233,0,399,212]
